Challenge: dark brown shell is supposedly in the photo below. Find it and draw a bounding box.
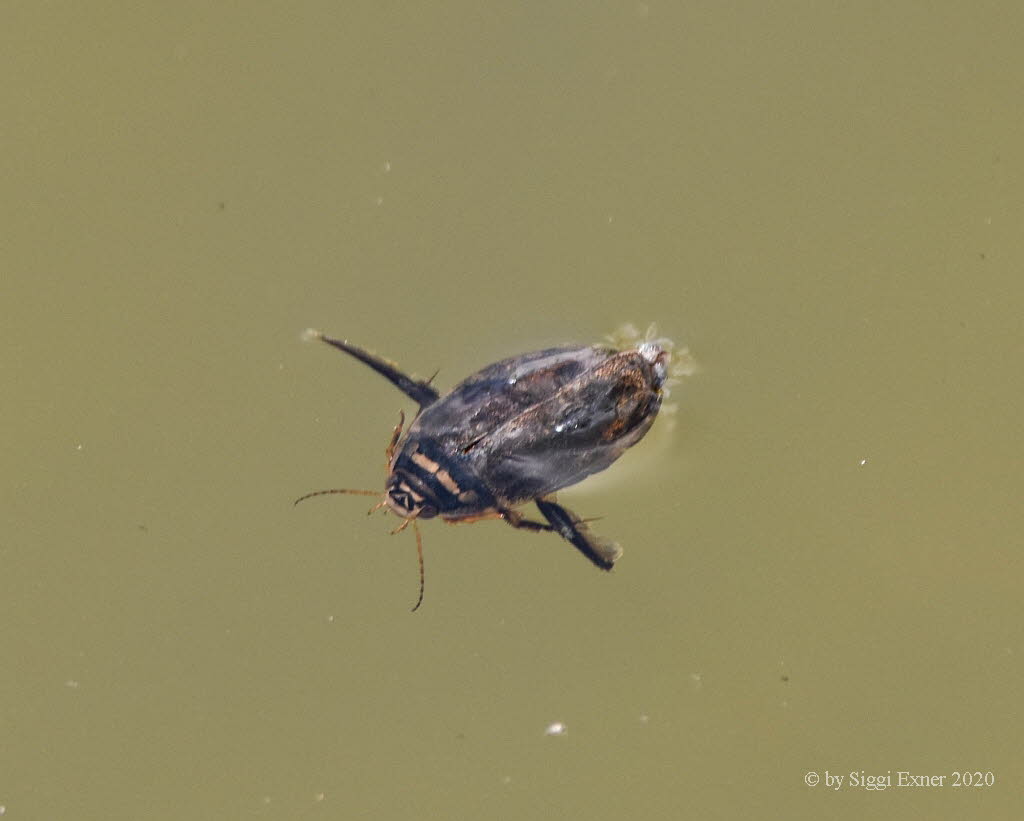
[399,344,665,513]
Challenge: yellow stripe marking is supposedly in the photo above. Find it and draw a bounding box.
[411,451,440,473]
[433,468,461,495]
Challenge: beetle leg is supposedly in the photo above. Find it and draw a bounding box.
[366,499,389,516]
[501,509,555,533]
[385,410,405,469]
[390,513,419,535]
[534,498,623,571]
[442,510,504,525]
[308,331,441,408]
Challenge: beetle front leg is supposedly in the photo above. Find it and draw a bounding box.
[534,498,623,571]
[385,410,405,469]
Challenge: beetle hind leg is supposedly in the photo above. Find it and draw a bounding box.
[308,331,441,408]
[501,509,556,533]
[534,498,623,571]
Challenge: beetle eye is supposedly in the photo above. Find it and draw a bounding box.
[389,490,414,513]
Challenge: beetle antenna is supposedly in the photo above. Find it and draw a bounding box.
[384,511,425,610]
[411,519,425,612]
[293,488,380,506]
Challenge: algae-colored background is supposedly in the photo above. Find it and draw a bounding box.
[3,3,1022,818]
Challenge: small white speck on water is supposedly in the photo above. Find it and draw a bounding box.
[859,458,868,466]
[383,160,391,172]
[64,679,80,689]
[544,721,567,736]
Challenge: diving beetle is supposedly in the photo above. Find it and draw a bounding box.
[296,327,679,610]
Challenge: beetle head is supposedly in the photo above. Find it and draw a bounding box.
[385,471,440,520]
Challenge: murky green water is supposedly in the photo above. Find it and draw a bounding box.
[4,4,1022,819]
